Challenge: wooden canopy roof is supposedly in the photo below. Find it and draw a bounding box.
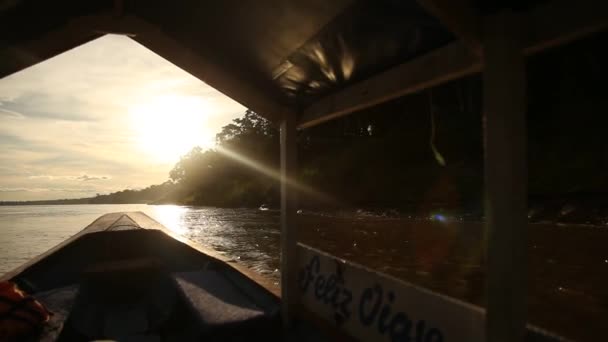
[2,1,607,340]
[1,0,606,126]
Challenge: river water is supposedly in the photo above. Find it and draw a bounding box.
[0,204,606,341]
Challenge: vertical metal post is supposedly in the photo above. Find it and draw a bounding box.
[280,113,298,328]
[483,10,528,342]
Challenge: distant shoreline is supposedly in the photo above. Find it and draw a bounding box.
[2,193,608,227]
[0,200,152,206]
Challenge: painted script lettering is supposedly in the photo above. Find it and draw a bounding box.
[299,256,352,325]
[299,255,445,342]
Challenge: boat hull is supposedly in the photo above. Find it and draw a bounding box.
[1,212,282,341]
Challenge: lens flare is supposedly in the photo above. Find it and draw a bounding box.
[214,145,339,206]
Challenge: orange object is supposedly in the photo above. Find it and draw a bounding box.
[0,281,51,340]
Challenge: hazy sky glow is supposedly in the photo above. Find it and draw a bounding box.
[0,35,245,201]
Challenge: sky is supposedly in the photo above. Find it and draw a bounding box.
[0,34,246,201]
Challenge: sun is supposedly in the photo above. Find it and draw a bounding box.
[129,94,214,164]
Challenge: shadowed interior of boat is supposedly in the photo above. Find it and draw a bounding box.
[12,228,284,341]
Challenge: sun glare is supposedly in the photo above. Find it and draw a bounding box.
[129,94,214,164]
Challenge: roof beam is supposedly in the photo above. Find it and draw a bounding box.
[1,13,293,122]
[74,14,139,36]
[0,20,102,80]
[0,13,144,79]
[80,15,290,121]
[298,42,482,129]
[299,0,608,129]
[114,0,124,18]
[125,16,293,122]
[523,0,608,55]
[415,0,482,56]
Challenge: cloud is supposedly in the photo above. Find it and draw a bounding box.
[0,133,31,146]
[27,175,65,180]
[0,187,48,193]
[26,174,111,181]
[76,174,111,181]
[0,107,25,119]
[0,187,96,193]
[0,93,101,122]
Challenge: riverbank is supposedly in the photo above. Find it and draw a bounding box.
[4,192,608,227]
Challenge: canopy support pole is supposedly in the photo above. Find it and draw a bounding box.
[280,113,298,328]
[483,10,528,342]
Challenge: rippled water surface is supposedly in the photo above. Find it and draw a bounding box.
[0,204,607,341]
[0,205,282,279]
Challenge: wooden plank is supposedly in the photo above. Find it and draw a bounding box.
[482,11,528,342]
[415,0,482,55]
[299,0,607,130]
[5,0,605,127]
[298,42,482,129]
[0,13,293,123]
[296,243,486,341]
[280,113,299,326]
[113,0,124,17]
[123,16,294,123]
[523,0,608,55]
[0,13,152,79]
[74,14,295,122]
[0,18,103,80]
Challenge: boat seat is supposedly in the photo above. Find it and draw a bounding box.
[65,258,177,340]
[173,270,280,340]
[33,285,79,342]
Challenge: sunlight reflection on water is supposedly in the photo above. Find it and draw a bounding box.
[149,205,189,235]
